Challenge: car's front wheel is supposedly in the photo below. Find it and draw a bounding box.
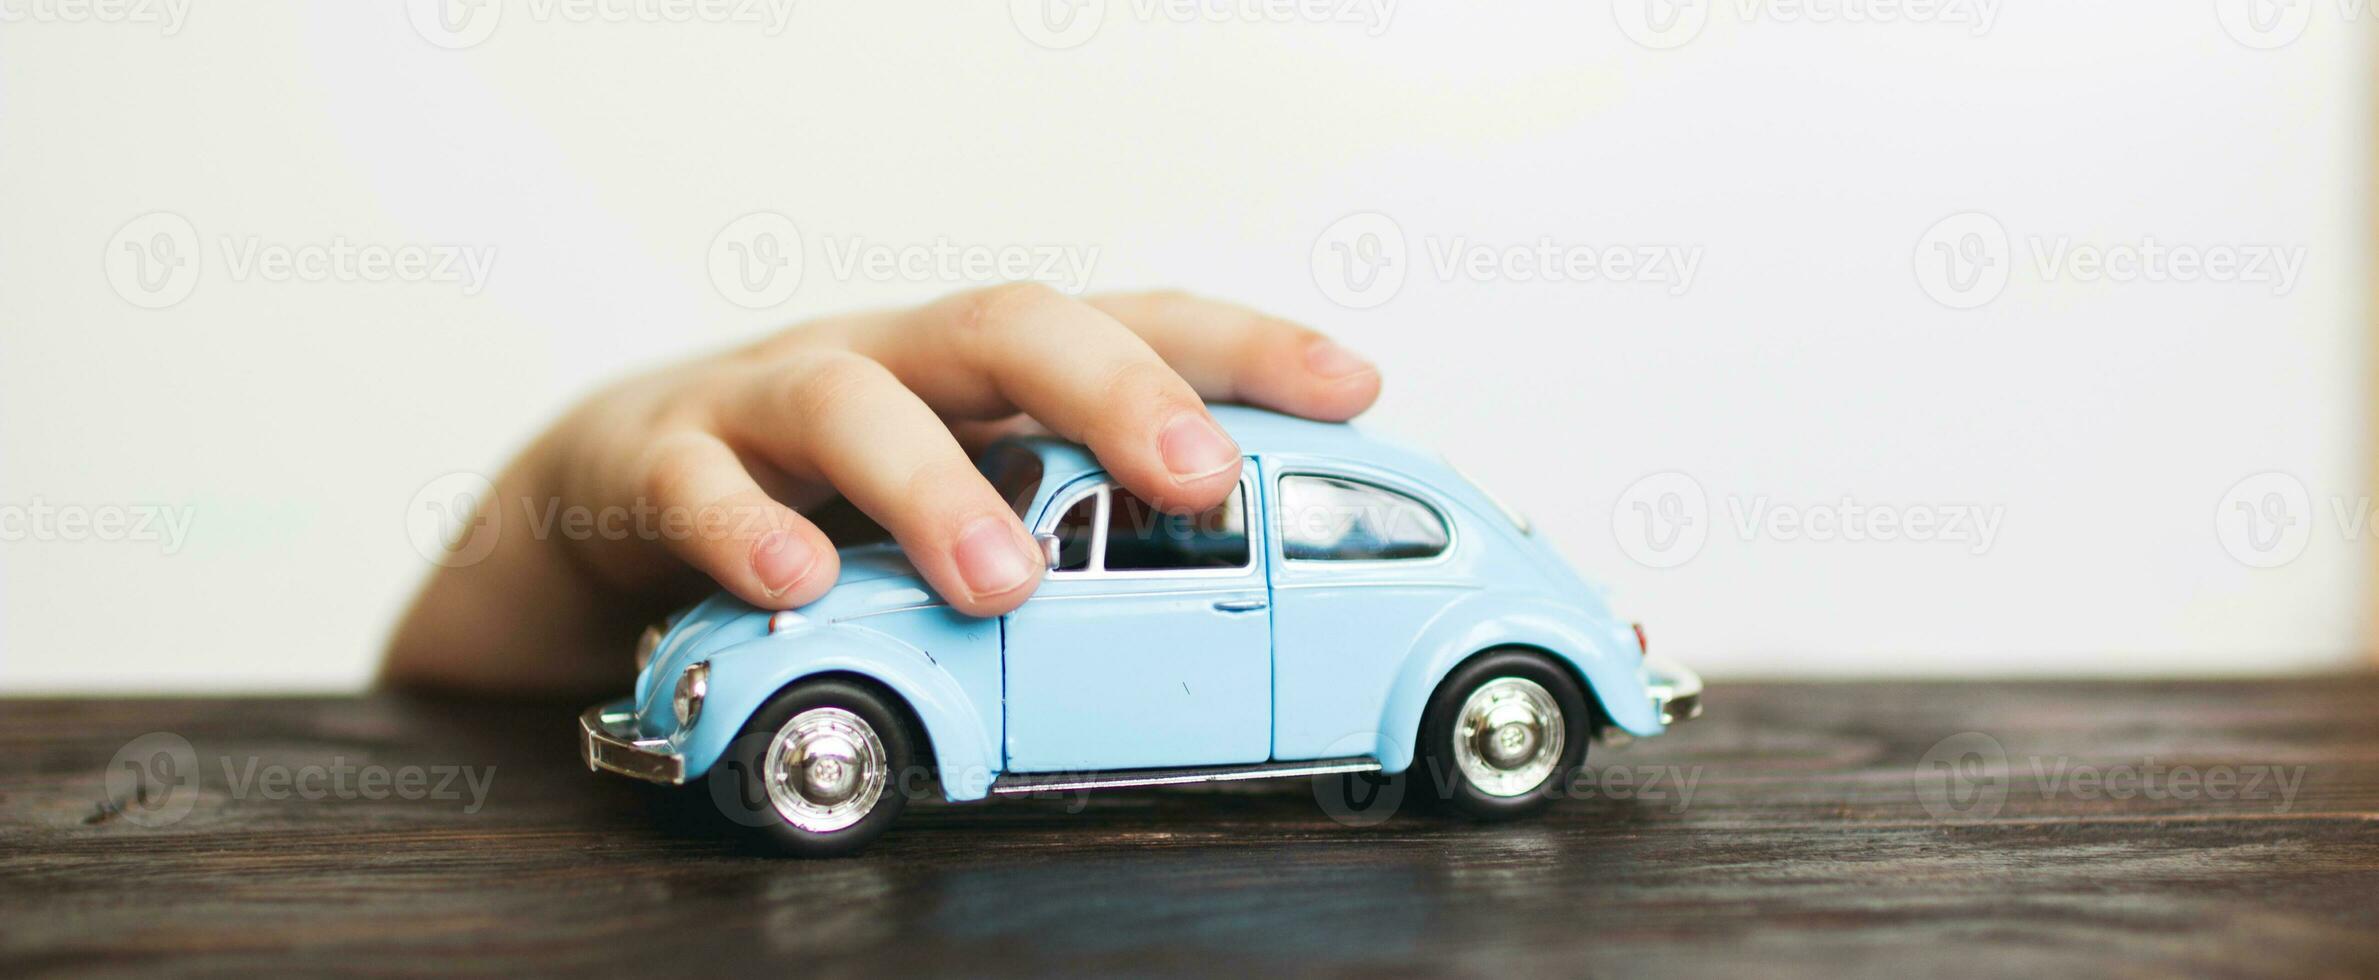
[1416,649,1590,819]
[727,678,916,857]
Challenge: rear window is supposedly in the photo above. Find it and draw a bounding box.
[1278,475,1451,561]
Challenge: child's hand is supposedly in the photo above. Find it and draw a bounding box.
[382,285,1381,694]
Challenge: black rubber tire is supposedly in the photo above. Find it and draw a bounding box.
[725,678,917,857]
[1414,648,1591,820]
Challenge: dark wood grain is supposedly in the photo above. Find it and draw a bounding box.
[5,678,2376,978]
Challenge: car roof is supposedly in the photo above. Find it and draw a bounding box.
[1007,404,1458,496]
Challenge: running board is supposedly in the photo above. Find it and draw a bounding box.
[987,756,1381,796]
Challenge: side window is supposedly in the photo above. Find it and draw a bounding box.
[1103,485,1250,572]
[1279,475,1450,561]
[1050,492,1098,572]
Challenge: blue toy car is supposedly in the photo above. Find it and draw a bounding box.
[580,405,1701,855]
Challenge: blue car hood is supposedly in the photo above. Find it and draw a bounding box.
[796,544,942,620]
[634,544,945,714]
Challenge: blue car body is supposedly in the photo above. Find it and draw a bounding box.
[591,405,1698,802]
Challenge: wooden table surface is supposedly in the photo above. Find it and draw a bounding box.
[5,678,2376,978]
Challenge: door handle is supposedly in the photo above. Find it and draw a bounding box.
[1213,598,1267,613]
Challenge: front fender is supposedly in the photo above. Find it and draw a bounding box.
[1375,593,1661,773]
[673,620,1005,801]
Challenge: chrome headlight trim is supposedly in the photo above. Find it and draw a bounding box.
[672,661,709,728]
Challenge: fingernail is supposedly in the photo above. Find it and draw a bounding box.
[1160,413,1241,481]
[1304,339,1375,379]
[954,517,1036,599]
[752,530,816,600]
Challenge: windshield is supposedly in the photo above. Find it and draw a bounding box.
[982,444,1044,518]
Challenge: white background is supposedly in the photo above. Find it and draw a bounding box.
[0,2,2368,691]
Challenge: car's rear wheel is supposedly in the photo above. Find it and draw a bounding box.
[728,678,916,857]
[1416,648,1590,819]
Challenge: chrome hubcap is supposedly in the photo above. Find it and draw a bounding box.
[763,707,887,833]
[1452,677,1564,797]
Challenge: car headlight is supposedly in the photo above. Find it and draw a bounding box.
[672,661,709,727]
[634,624,664,672]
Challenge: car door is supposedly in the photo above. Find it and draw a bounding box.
[1001,467,1273,773]
[1266,466,1467,762]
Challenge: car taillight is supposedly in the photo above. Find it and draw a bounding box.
[1632,622,1648,657]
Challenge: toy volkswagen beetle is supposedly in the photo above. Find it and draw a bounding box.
[580,406,1701,855]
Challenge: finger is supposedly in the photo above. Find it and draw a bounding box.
[636,431,839,610]
[726,349,1045,616]
[948,415,1045,456]
[854,282,1244,515]
[1085,290,1381,423]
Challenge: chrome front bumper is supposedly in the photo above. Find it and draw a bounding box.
[1644,655,1704,726]
[579,701,686,785]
